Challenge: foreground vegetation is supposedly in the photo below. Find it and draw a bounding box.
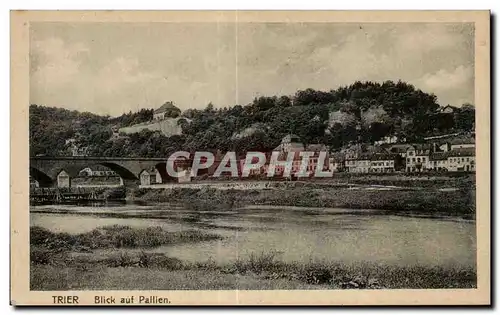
[30,225,476,290]
[30,225,221,253]
[31,249,476,290]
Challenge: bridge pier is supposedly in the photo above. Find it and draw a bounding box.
[57,170,72,188]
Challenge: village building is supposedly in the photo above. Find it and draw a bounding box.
[345,153,371,173]
[268,136,329,178]
[446,148,475,172]
[427,152,450,171]
[405,144,432,172]
[386,144,413,158]
[369,154,398,173]
[237,154,267,178]
[342,143,366,160]
[303,144,329,175]
[79,166,117,177]
[427,148,475,172]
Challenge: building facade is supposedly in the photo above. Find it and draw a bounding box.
[153,102,181,120]
[369,154,398,173]
[446,148,475,172]
[405,144,431,172]
[345,154,371,173]
[79,166,117,177]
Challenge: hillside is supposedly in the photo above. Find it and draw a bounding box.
[30,80,475,157]
[118,118,185,137]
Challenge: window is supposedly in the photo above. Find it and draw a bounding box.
[417,158,421,163]
[423,157,426,162]
[412,158,415,162]
[407,158,410,163]
[466,158,470,162]
[408,151,414,156]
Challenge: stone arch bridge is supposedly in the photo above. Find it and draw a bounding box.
[30,156,190,187]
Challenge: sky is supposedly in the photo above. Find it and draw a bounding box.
[30,22,474,116]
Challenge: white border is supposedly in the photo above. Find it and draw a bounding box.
[4,1,498,314]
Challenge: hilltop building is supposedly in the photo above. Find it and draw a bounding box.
[153,101,181,120]
[439,105,457,114]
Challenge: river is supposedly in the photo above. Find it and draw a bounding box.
[30,202,476,268]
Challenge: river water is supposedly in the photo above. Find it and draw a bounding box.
[30,203,476,268]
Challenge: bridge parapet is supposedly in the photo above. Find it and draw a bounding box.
[30,156,187,187]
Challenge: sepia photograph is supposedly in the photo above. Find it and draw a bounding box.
[10,10,490,305]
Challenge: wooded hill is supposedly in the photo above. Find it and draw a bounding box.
[30,80,475,157]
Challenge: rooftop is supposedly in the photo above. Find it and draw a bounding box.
[154,102,181,114]
[429,147,475,160]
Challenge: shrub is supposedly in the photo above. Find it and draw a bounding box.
[30,248,52,265]
[30,226,53,246]
[30,225,223,251]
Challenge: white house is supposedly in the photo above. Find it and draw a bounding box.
[427,148,475,172]
[405,144,432,172]
[446,148,475,172]
[345,153,371,173]
[427,152,449,171]
[370,154,397,173]
[79,166,117,177]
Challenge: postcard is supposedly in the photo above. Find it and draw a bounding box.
[10,10,490,306]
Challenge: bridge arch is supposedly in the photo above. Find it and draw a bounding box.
[154,162,179,183]
[30,157,180,187]
[30,167,53,187]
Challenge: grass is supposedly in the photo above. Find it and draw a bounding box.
[30,225,222,253]
[30,265,325,291]
[30,249,477,290]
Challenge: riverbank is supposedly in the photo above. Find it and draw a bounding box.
[130,177,475,219]
[31,175,475,219]
[30,225,476,290]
